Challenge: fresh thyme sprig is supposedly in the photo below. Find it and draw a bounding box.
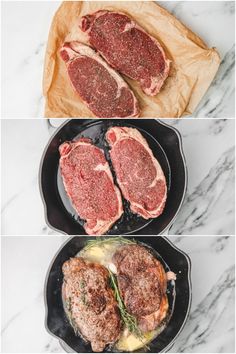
[82,237,150,349]
[83,236,136,251]
[109,270,144,340]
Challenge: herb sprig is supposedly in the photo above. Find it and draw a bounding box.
[83,236,150,349]
[109,270,146,343]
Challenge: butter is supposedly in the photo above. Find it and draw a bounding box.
[116,330,155,351]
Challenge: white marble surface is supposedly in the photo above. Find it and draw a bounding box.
[1,235,235,352]
[1,1,235,118]
[1,118,235,236]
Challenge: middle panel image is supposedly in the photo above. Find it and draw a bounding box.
[1,118,234,236]
[40,120,186,236]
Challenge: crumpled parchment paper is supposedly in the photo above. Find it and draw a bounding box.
[43,1,221,118]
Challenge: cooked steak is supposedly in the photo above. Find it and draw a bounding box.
[80,10,170,96]
[113,244,168,332]
[60,41,140,118]
[106,127,167,219]
[59,138,123,235]
[62,257,121,352]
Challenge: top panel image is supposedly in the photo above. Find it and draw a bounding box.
[1,1,235,119]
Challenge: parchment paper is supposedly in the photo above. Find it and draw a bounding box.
[43,1,221,118]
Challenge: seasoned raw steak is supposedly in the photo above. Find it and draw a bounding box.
[62,258,121,352]
[113,244,168,332]
[60,42,140,118]
[59,138,123,235]
[106,127,167,219]
[80,11,170,96]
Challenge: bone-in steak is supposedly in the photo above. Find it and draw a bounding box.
[106,127,167,219]
[62,258,121,352]
[113,244,168,332]
[81,11,170,96]
[60,42,140,118]
[59,138,123,235]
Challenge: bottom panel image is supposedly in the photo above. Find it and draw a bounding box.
[1,236,235,353]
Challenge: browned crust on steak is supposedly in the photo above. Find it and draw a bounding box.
[113,244,168,332]
[138,294,169,332]
[62,258,121,352]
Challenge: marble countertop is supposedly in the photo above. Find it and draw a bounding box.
[1,1,235,118]
[1,235,235,352]
[1,118,235,236]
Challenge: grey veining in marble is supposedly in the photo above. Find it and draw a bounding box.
[169,236,235,353]
[1,236,235,352]
[169,146,235,235]
[1,1,235,118]
[1,118,235,236]
[171,265,235,352]
[194,44,235,118]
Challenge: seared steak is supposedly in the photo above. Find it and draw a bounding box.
[62,258,121,352]
[113,244,168,332]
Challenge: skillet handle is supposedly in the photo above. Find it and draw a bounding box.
[43,118,56,135]
[164,223,174,236]
[44,118,68,135]
[59,339,74,353]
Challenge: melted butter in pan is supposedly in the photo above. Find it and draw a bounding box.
[78,242,119,273]
[117,329,154,351]
[77,240,169,352]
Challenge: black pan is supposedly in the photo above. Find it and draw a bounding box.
[44,236,191,353]
[39,119,187,235]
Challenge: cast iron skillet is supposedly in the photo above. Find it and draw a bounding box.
[44,236,191,353]
[39,119,187,235]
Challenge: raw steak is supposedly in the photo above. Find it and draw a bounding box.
[80,11,170,96]
[62,258,121,352]
[112,244,169,332]
[60,42,140,117]
[59,138,123,235]
[106,127,167,219]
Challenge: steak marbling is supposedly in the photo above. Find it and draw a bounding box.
[59,138,123,235]
[60,41,140,118]
[106,127,167,219]
[81,10,170,96]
